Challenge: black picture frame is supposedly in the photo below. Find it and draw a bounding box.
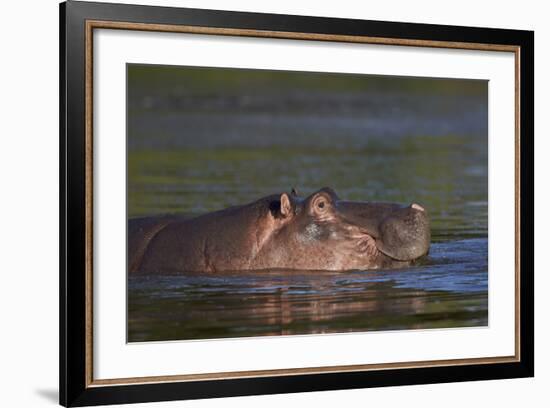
[60,1,534,406]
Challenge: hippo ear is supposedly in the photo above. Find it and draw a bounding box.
[280,193,293,217]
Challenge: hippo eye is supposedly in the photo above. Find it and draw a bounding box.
[312,196,329,214]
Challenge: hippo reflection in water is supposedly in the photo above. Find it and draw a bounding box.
[128,187,430,274]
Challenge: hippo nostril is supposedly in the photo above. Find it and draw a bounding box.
[411,203,425,212]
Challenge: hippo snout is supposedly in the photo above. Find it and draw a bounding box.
[375,204,431,261]
[336,199,431,262]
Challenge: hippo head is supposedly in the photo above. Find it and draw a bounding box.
[267,187,430,270]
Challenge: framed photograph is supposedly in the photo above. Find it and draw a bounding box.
[60,1,534,406]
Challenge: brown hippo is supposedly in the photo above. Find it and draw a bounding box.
[128,187,430,274]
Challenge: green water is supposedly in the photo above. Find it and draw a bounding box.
[127,65,488,342]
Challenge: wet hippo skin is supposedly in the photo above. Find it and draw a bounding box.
[128,188,430,274]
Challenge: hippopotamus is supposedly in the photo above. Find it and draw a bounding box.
[128,187,430,275]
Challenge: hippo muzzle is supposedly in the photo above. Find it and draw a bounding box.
[336,201,431,261]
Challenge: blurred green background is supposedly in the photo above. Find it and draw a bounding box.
[127,64,487,243]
